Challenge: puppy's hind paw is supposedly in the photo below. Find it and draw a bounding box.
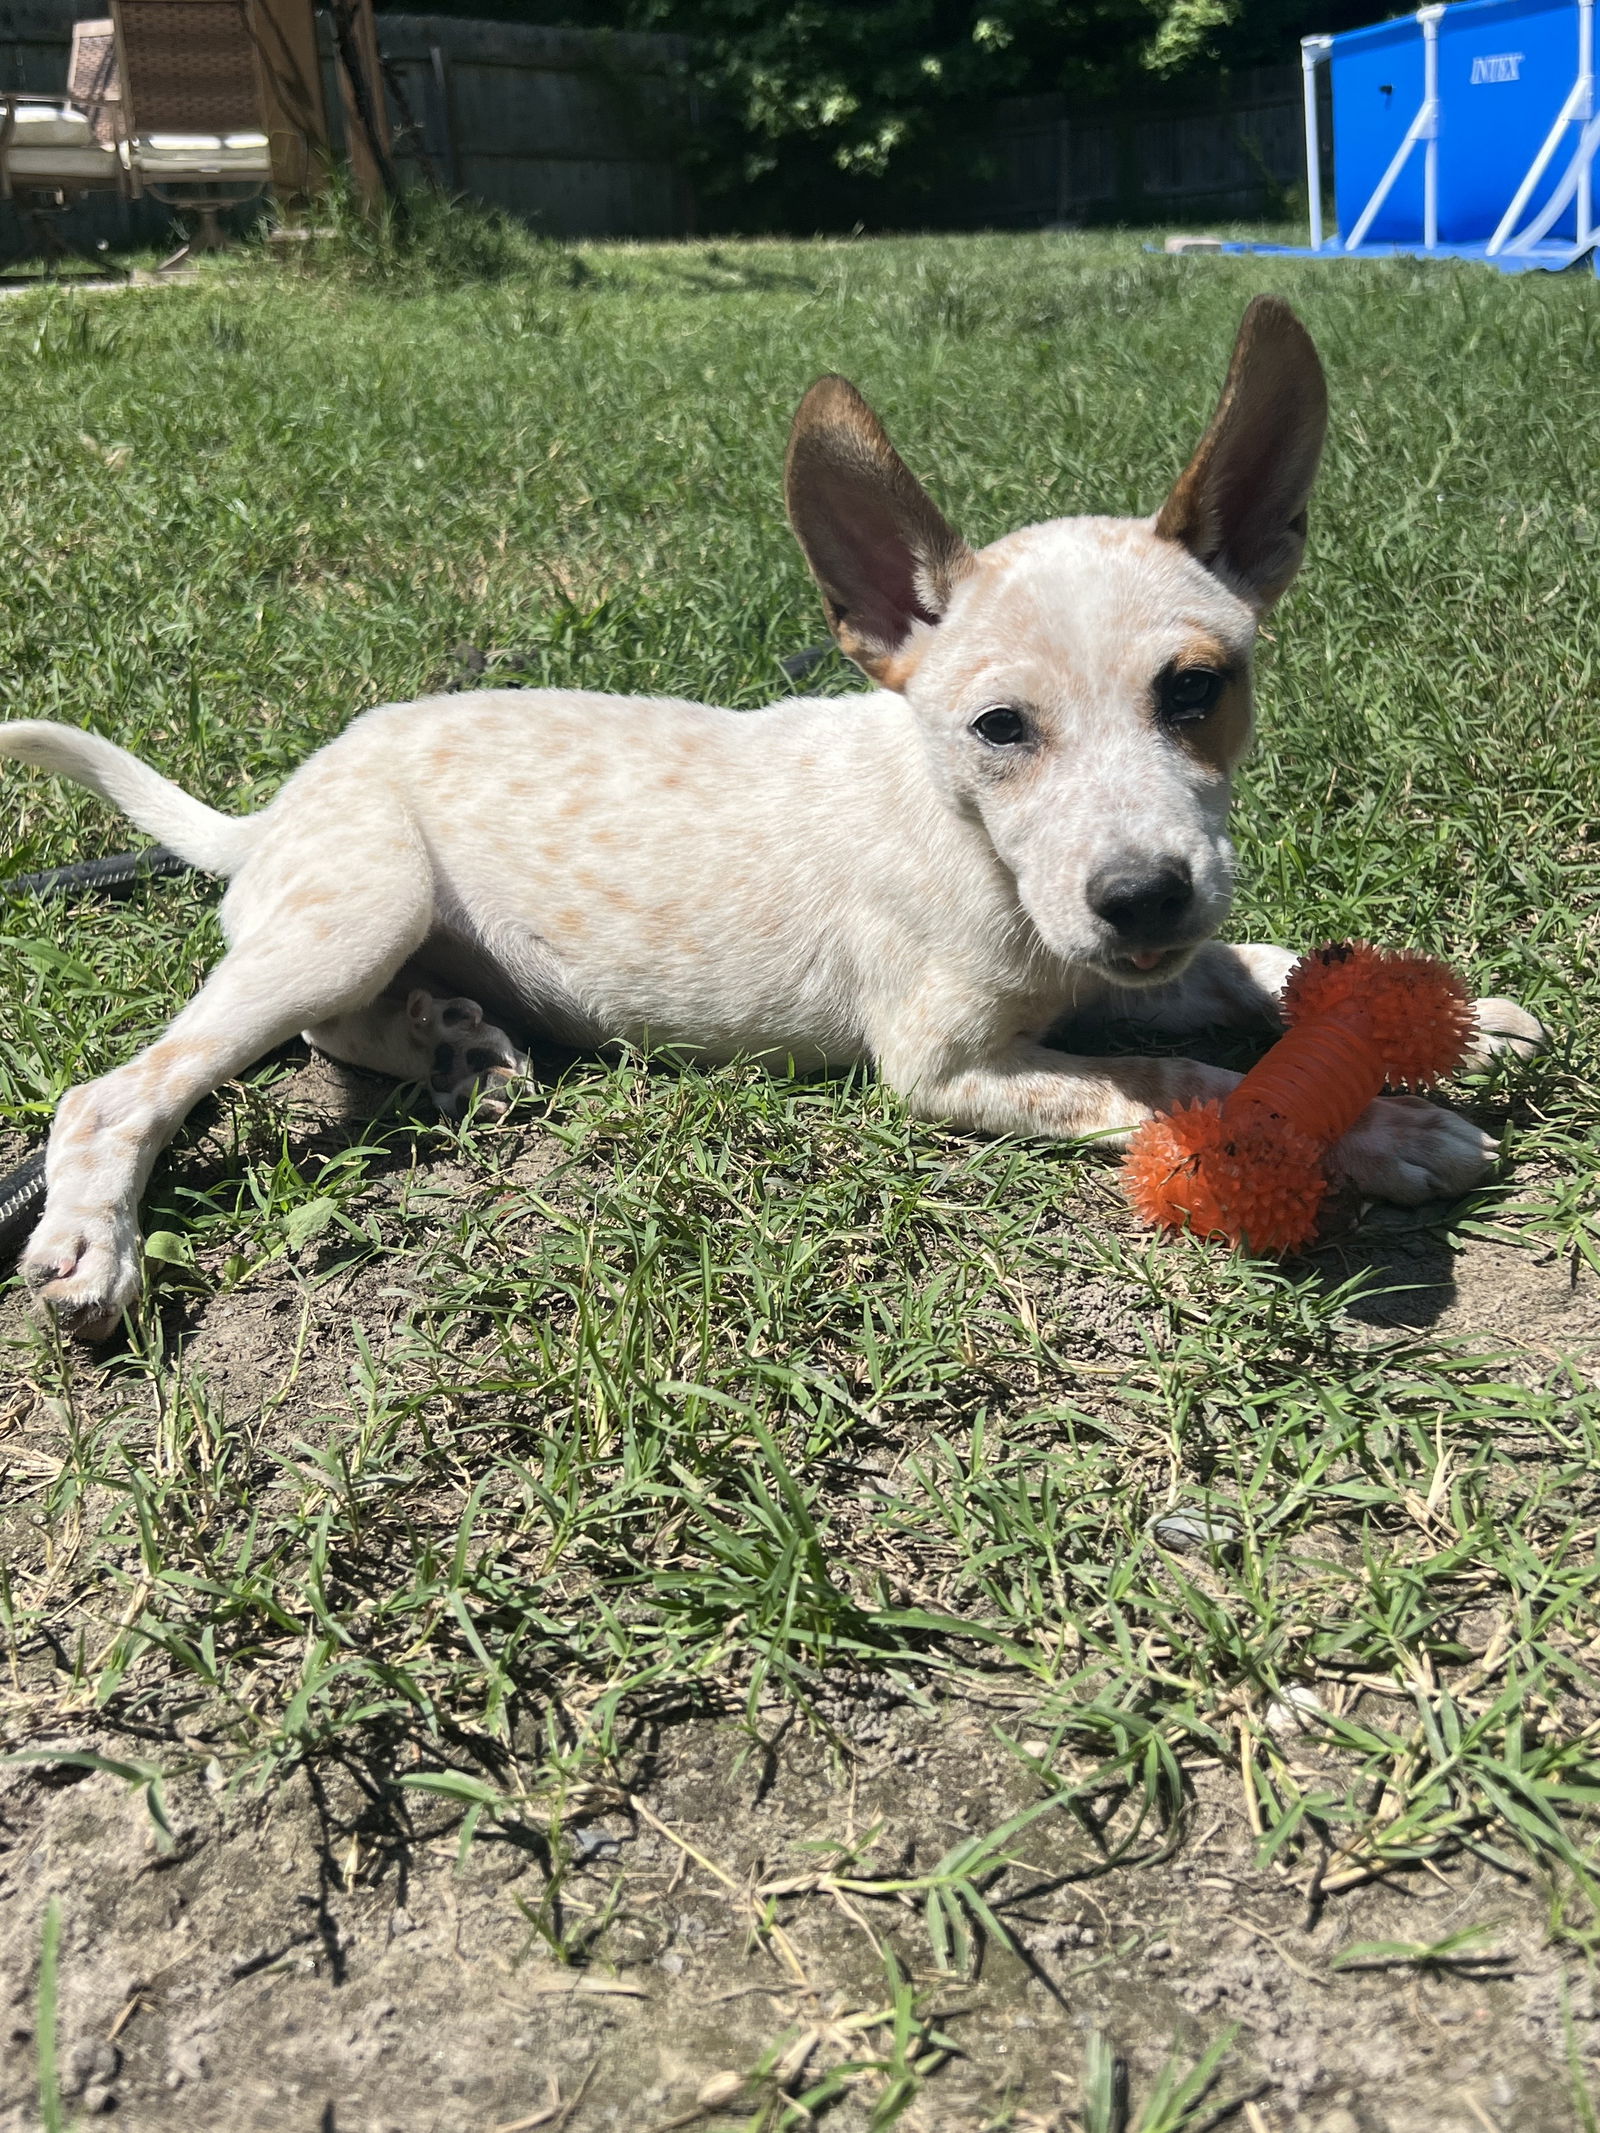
[407,991,527,1122]
[22,1208,143,1341]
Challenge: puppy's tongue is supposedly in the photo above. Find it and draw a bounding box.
[1129,950,1166,972]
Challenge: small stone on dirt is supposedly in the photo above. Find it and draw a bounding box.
[65,2039,120,2096]
[1265,1684,1324,1735]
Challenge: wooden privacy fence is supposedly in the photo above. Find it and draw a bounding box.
[374,16,691,238]
[945,66,1316,229]
[2,0,1311,250]
[0,0,691,243]
[370,38,1311,235]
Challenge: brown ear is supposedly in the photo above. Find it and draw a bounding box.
[1155,296,1328,611]
[785,376,976,687]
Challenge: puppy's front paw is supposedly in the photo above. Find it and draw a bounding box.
[22,1206,143,1341]
[1331,1095,1497,1206]
[1464,996,1546,1069]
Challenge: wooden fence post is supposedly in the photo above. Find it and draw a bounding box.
[327,0,399,209]
[248,0,330,206]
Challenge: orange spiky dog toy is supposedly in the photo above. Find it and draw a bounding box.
[1122,942,1477,1254]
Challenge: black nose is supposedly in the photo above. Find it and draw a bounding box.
[1087,855,1194,945]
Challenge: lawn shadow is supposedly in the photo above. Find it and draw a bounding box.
[657,253,819,295]
[111,1025,1553,1354]
[1308,1208,1463,1329]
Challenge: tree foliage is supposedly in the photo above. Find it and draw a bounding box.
[375,0,1371,218]
[618,0,1332,183]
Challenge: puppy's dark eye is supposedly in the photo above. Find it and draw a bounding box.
[1158,667,1226,724]
[971,706,1029,746]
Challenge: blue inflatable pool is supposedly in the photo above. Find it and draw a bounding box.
[1240,0,1599,268]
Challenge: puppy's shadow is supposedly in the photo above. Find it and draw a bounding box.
[141,1032,579,1237]
[1305,1209,1461,1329]
[136,1027,1478,1339]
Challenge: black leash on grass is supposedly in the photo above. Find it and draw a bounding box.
[5,846,194,901]
[0,845,199,1256]
[0,1149,47,1255]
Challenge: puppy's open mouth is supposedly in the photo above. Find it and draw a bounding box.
[1098,945,1195,985]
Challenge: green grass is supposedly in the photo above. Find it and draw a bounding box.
[36,1896,64,2133]
[2,229,1599,2118]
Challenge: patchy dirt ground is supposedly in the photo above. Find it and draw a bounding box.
[0,1692,1594,2133]
[1334,1213,1600,1355]
[2,1053,1597,2131]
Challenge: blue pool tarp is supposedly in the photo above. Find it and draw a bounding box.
[1218,238,1596,270]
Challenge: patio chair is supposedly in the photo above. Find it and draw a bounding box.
[111,0,273,270]
[0,20,127,277]
[69,17,123,144]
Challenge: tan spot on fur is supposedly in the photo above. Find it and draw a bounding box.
[633,907,681,953]
[872,649,918,692]
[1179,630,1231,671]
[659,771,683,790]
[1174,676,1252,777]
[551,907,586,937]
[279,884,334,916]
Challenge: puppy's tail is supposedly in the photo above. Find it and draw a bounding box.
[0,720,259,877]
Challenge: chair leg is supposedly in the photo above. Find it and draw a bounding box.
[0,195,126,284]
[155,203,228,274]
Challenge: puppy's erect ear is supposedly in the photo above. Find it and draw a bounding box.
[786,376,976,688]
[1155,296,1328,612]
